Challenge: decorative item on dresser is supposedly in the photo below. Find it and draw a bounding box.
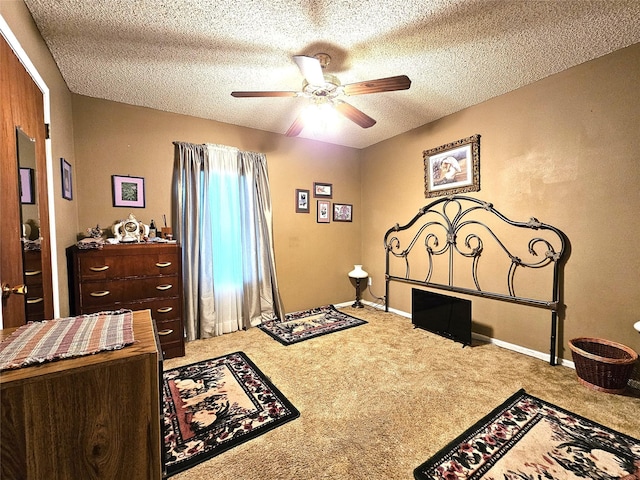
[67,243,185,359]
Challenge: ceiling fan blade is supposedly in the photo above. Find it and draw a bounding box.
[342,75,411,96]
[293,55,325,87]
[231,91,297,97]
[285,114,305,137]
[334,100,376,129]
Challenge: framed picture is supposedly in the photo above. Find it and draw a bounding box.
[295,189,310,213]
[317,200,330,223]
[19,167,35,204]
[313,182,333,198]
[333,203,352,222]
[61,158,73,200]
[112,175,145,208]
[424,134,480,198]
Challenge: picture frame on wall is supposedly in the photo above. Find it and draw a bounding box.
[317,200,330,223]
[61,158,73,200]
[295,189,310,213]
[112,175,145,208]
[424,134,480,198]
[333,203,352,222]
[19,167,35,204]
[313,182,333,198]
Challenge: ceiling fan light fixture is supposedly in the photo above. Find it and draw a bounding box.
[301,100,339,135]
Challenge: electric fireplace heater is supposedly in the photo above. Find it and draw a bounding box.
[411,288,472,346]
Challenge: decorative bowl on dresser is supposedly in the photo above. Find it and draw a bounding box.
[67,243,185,359]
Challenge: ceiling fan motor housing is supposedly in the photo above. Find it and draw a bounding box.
[302,73,342,99]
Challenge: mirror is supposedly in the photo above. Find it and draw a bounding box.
[16,127,45,321]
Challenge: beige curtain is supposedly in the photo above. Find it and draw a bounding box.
[173,142,284,341]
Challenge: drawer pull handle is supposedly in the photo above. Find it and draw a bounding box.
[27,297,44,304]
[157,306,173,313]
[156,284,173,291]
[89,265,110,272]
[25,270,42,276]
[158,329,173,336]
[90,290,110,297]
[156,262,172,268]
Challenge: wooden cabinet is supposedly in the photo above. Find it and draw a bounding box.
[0,310,163,479]
[68,243,185,359]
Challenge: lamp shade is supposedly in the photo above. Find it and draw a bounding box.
[348,265,368,279]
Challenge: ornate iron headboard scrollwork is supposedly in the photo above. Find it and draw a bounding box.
[383,195,568,365]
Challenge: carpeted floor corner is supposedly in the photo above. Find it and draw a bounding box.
[163,306,640,480]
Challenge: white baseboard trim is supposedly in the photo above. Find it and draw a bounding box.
[334,301,355,309]
[472,332,575,369]
[358,300,576,369]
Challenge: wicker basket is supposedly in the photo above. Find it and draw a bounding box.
[568,337,638,394]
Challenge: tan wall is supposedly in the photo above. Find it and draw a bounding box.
[4,1,639,361]
[360,43,640,360]
[71,96,363,313]
[1,1,77,317]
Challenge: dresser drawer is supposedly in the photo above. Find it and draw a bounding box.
[78,276,179,309]
[77,252,180,280]
[25,284,45,321]
[155,317,184,344]
[160,340,185,360]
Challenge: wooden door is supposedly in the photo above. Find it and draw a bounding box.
[1,35,53,327]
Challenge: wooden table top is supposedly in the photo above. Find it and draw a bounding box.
[0,309,158,385]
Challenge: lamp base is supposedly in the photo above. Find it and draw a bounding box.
[351,277,365,308]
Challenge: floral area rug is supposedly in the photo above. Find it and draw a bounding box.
[258,304,367,345]
[414,389,640,480]
[162,351,299,477]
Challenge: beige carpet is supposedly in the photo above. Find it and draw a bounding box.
[164,306,640,480]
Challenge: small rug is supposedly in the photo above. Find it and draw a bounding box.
[0,309,134,371]
[162,351,299,477]
[414,388,640,480]
[258,304,367,345]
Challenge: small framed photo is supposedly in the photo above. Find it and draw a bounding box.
[424,134,480,198]
[295,189,310,213]
[112,175,145,208]
[61,158,73,200]
[19,167,35,204]
[333,203,352,222]
[317,200,330,223]
[313,182,333,198]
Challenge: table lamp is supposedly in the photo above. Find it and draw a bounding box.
[348,265,368,308]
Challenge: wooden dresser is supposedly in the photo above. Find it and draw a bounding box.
[0,310,163,479]
[67,243,185,359]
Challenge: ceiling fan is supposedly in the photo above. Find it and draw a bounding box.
[231,53,411,137]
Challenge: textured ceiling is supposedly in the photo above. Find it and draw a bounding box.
[23,0,640,149]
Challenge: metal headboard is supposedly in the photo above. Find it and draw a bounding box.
[383,195,567,365]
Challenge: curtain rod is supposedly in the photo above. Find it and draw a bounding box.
[172,141,264,156]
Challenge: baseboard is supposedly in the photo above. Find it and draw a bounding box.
[359,300,576,369]
[334,301,355,309]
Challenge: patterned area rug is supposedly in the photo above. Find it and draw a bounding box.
[162,352,299,477]
[414,389,640,480]
[258,304,367,345]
